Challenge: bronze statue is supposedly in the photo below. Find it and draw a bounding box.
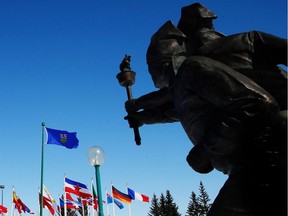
[119,54,132,72]
[117,55,141,145]
[124,3,287,216]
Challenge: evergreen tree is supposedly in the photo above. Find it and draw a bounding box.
[159,193,166,216]
[164,190,181,216]
[186,191,199,216]
[148,194,161,216]
[186,181,212,216]
[148,191,181,216]
[197,181,211,216]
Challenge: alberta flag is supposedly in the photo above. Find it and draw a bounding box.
[45,127,79,149]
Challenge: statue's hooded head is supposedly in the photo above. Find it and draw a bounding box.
[177,3,217,37]
[146,21,187,89]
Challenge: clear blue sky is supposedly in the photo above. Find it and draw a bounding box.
[0,0,286,216]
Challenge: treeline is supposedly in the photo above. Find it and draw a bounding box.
[148,181,211,216]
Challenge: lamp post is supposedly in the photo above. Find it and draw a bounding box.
[0,185,4,205]
[87,146,105,216]
[0,185,4,216]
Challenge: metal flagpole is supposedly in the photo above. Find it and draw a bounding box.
[58,195,62,216]
[64,176,67,216]
[11,186,15,216]
[110,182,116,216]
[40,122,45,216]
[126,184,132,216]
[105,188,110,216]
[81,198,84,216]
[91,180,95,216]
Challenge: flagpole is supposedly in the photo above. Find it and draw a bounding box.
[64,176,67,216]
[11,187,14,216]
[40,122,45,216]
[81,198,84,216]
[106,201,110,216]
[86,199,90,216]
[105,188,110,216]
[110,183,116,216]
[91,180,95,216]
[126,184,131,216]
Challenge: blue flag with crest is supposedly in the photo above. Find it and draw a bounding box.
[45,127,79,149]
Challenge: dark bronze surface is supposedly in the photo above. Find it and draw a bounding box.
[117,55,141,145]
[123,3,287,215]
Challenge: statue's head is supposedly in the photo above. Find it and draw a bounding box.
[177,3,217,37]
[146,21,187,88]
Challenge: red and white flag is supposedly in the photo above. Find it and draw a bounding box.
[0,205,8,215]
[64,177,92,199]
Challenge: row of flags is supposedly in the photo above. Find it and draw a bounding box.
[32,125,147,216]
[1,176,149,216]
[0,189,36,216]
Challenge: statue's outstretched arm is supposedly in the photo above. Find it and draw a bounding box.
[125,87,172,113]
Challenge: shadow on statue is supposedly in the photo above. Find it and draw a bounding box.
[124,3,287,216]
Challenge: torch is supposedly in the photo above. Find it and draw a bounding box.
[116,54,141,145]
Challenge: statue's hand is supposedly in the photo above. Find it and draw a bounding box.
[186,144,214,174]
[125,99,139,113]
[124,113,144,128]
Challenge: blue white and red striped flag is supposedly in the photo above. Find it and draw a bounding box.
[64,177,92,199]
[127,187,149,202]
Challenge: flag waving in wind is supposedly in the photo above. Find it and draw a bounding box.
[112,186,132,204]
[91,184,98,210]
[45,127,79,149]
[65,177,92,199]
[13,190,34,215]
[39,192,55,215]
[127,187,149,202]
[13,191,22,214]
[0,205,8,215]
[107,194,124,209]
[43,185,58,215]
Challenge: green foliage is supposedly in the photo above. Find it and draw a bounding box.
[186,192,199,216]
[148,182,211,216]
[186,181,211,216]
[148,194,161,216]
[197,181,210,215]
[163,190,181,216]
[148,190,181,216]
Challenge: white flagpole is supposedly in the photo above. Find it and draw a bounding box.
[63,176,67,216]
[105,188,110,216]
[126,184,132,216]
[110,182,116,216]
[58,194,62,216]
[105,187,110,216]
[11,187,15,216]
[81,198,84,216]
[91,179,95,216]
[87,199,90,216]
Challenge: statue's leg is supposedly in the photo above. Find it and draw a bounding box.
[207,163,285,216]
[207,113,287,216]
